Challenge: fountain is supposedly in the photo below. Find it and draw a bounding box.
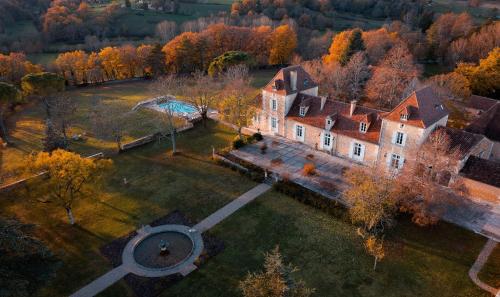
[159,239,170,256]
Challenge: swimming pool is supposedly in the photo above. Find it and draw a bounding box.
[157,100,197,114]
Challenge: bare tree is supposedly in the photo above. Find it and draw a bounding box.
[90,99,130,152]
[50,94,77,145]
[174,71,223,126]
[220,65,257,139]
[366,44,419,108]
[344,52,370,101]
[155,20,178,43]
[150,75,181,154]
[397,128,462,226]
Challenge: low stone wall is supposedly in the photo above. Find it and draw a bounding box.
[213,154,249,173]
[120,123,194,152]
[454,176,500,203]
[0,152,105,194]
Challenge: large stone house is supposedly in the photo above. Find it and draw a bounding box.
[251,65,495,177]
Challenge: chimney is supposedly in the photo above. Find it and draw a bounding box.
[290,70,297,91]
[349,100,357,116]
[320,96,326,111]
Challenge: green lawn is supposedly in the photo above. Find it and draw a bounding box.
[430,0,498,23]
[1,79,497,297]
[2,121,257,297]
[93,189,490,297]
[478,245,500,288]
[1,80,167,184]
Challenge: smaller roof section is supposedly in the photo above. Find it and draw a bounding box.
[460,156,500,188]
[383,87,449,128]
[464,95,498,112]
[263,65,318,96]
[466,102,500,142]
[429,126,485,160]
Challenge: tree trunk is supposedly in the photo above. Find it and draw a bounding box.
[0,111,8,143]
[373,256,378,271]
[201,111,208,127]
[238,126,243,140]
[170,128,176,154]
[116,136,122,153]
[66,207,75,225]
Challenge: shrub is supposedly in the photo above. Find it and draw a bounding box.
[273,180,346,219]
[253,132,263,141]
[303,163,316,176]
[232,138,246,149]
[271,158,283,166]
[260,143,267,154]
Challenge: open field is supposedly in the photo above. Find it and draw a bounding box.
[3,145,495,296]
[1,80,163,184]
[478,245,500,288]
[1,79,498,297]
[2,121,257,297]
[430,0,499,23]
[0,69,272,185]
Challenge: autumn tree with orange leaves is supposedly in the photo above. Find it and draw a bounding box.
[268,25,297,65]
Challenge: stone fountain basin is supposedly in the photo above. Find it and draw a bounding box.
[122,224,204,277]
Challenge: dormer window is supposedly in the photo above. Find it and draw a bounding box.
[359,122,367,133]
[299,106,306,117]
[400,113,408,121]
[327,119,332,126]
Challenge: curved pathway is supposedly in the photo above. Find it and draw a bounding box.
[70,183,271,297]
[469,239,499,296]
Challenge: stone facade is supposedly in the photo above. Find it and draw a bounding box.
[252,65,496,177]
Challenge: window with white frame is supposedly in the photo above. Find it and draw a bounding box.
[299,106,306,116]
[327,119,331,125]
[296,125,303,138]
[390,153,401,169]
[324,133,331,147]
[271,117,278,130]
[271,99,277,111]
[400,114,408,121]
[359,122,367,133]
[353,143,362,157]
[395,132,405,145]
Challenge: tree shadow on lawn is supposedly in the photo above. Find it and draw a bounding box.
[385,216,486,266]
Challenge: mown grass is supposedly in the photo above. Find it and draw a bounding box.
[157,191,490,297]
[1,80,165,184]
[478,245,500,288]
[1,78,496,297]
[430,0,498,23]
[2,120,257,297]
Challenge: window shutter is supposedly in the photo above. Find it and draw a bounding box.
[348,142,354,158]
[399,155,405,169]
[360,144,365,161]
[402,133,407,146]
[293,124,297,140]
[319,132,324,149]
[391,132,397,144]
[386,153,392,167]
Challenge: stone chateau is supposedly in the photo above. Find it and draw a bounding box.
[251,65,499,197]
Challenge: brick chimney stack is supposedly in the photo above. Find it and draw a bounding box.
[350,100,357,116]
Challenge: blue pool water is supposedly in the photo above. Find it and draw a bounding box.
[157,100,197,114]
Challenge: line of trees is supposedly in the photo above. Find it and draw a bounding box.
[49,23,297,86]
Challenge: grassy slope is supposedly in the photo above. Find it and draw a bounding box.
[1,69,271,185]
[160,191,489,297]
[2,121,257,297]
[1,80,163,184]
[478,244,500,288]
